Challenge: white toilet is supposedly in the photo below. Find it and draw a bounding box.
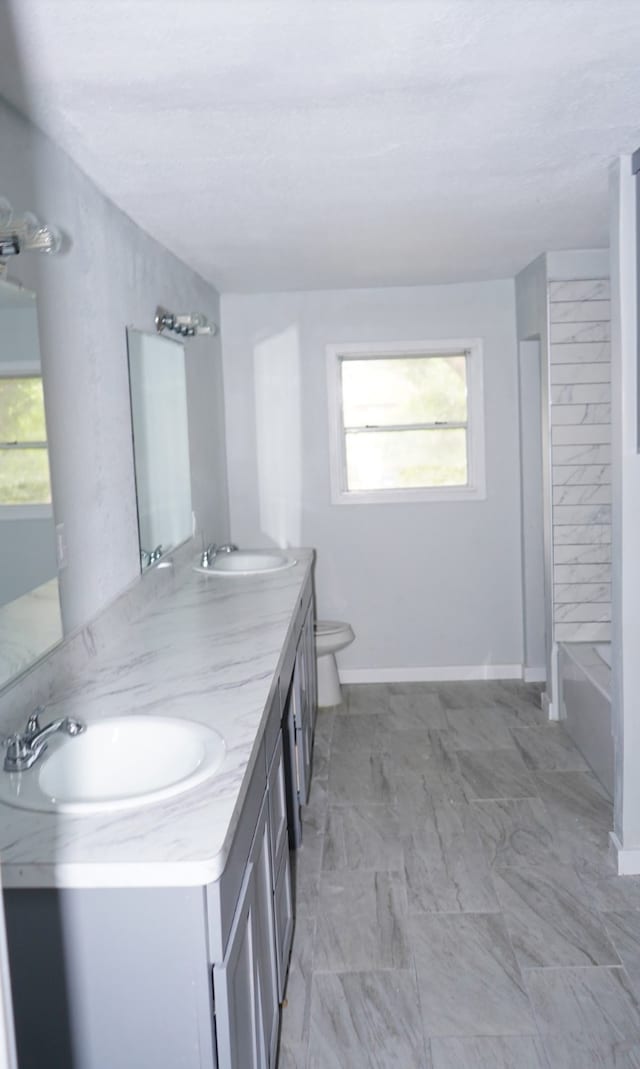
[314,620,355,707]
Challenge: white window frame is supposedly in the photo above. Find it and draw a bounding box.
[0,361,53,520]
[326,338,486,505]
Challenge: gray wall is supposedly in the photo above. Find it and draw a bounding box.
[0,96,229,635]
[517,337,546,677]
[222,280,526,675]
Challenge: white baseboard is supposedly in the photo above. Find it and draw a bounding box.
[541,691,560,721]
[610,832,640,875]
[339,664,524,684]
[524,666,547,684]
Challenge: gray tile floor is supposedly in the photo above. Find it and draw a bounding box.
[278,682,640,1068]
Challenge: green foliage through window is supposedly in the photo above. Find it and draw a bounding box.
[0,377,52,505]
[340,354,469,491]
[342,355,467,428]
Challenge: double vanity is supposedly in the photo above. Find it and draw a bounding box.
[0,546,317,1069]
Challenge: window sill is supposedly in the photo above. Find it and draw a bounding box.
[0,505,54,520]
[331,484,487,505]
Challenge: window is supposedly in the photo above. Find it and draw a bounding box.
[326,339,486,504]
[0,374,52,516]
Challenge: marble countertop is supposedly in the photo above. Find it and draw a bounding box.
[0,550,313,890]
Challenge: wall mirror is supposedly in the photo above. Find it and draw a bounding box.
[127,329,193,568]
[0,277,62,689]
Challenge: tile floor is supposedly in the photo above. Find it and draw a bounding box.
[278,681,640,1068]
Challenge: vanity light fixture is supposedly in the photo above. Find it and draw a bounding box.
[0,198,63,257]
[154,306,218,338]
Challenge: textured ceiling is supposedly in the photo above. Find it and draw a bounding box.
[2,1,640,293]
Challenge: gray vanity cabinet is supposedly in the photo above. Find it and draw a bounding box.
[282,594,318,847]
[214,793,279,1069]
[4,584,316,1069]
[5,730,285,1069]
[273,843,294,1000]
[292,649,311,804]
[213,685,294,1069]
[268,733,289,870]
[293,600,317,806]
[5,883,220,1069]
[268,733,294,998]
[304,602,318,735]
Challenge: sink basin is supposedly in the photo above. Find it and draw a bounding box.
[0,716,226,815]
[194,551,296,577]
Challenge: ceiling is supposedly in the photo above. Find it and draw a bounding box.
[1,1,640,293]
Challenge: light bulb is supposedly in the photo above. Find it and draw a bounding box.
[21,212,42,242]
[40,225,63,255]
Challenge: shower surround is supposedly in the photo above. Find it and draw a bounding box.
[549,278,611,644]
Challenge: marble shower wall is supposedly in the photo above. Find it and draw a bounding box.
[549,278,611,642]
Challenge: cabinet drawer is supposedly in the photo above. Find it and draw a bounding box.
[267,733,288,873]
[273,846,294,1001]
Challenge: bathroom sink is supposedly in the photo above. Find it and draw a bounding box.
[194,550,296,577]
[0,715,226,815]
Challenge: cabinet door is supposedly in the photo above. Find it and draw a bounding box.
[304,603,318,733]
[268,733,288,874]
[250,791,280,1068]
[293,645,312,805]
[213,862,261,1069]
[214,798,279,1069]
[273,846,294,1001]
[282,683,302,849]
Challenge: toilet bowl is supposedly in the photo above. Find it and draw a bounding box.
[314,620,355,707]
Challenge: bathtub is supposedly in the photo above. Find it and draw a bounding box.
[594,643,612,668]
[558,642,613,798]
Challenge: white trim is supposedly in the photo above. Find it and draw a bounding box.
[0,504,53,520]
[0,362,40,377]
[523,666,547,683]
[544,697,561,721]
[326,338,486,505]
[339,664,524,683]
[610,832,640,875]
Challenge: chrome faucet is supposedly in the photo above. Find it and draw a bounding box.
[4,708,85,773]
[200,542,238,568]
[141,545,164,567]
[200,542,217,568]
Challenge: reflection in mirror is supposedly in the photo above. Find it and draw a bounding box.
[127,329,193,569]
[0,278,62,689]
